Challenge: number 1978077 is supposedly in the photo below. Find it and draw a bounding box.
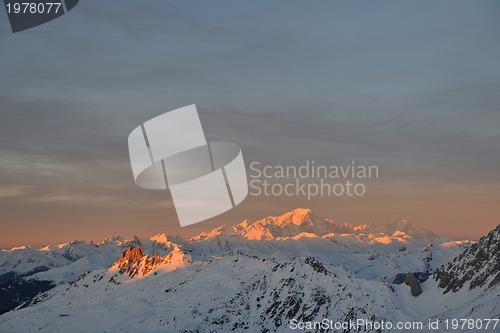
[6,2,62,14]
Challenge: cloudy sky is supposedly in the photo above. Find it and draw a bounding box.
[1,0,500,248]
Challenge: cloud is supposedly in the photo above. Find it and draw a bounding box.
[0,186,27,198]
[24,194,124,205]
[1,0,499,246]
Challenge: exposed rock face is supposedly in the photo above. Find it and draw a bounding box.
[434,224,500,293]
[115,246,146,277]
[423,243,433,252]
[404,274,422,297]
[113,246,192,278]
[120,246,144,262]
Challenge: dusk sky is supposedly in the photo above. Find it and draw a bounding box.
[1,0,500,248]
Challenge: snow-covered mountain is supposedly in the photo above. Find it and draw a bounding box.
[0,208,498,332]
[191,208,438,242]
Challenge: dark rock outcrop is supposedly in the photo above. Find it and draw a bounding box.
[404,274,422,297]
[434,224,500,293]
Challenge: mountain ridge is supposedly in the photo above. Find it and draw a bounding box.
[0,208,498,332]
[190,207,442,243]
[1,208,452,252]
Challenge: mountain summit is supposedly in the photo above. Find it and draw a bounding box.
[266,207,316,226]
[192,208,440,243]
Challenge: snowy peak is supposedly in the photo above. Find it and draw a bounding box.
[271,208,315,227]
[189,224,234,242]
[99,235,125,246]
[434,224,500,293]
[163,246,192,269]
[232,208,340,240]
[377,220,437,239]
[98,235,143,247]
[149,233,169,244]
[149,233,184,249]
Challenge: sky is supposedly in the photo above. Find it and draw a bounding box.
[1,0,500,248]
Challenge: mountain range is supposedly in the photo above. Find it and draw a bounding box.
[0,208,498,332]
